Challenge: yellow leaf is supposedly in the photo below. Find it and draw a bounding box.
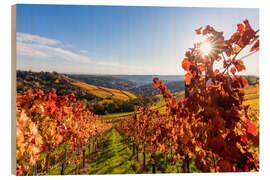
[233,46,241,54]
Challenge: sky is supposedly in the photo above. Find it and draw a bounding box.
[16,4,259,75]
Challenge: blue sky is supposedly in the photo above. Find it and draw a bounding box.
[16,4,259,75]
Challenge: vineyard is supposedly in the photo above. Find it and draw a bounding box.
[16,20,259,175]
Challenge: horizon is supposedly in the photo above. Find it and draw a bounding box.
[16,69,260,78]
[16,5,259,76]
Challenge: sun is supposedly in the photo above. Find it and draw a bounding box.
[200,41,213,57]
[193,35,213,57]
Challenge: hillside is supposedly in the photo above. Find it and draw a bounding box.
[16,70,158,115]
[66,74,138,90]
[16,70,101,102]
[66,74,187,95]
[17,70,138,101]
[72,81,137,101]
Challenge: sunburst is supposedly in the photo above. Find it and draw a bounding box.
[200,41,213,57]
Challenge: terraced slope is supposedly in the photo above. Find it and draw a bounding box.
[73,81,137,101]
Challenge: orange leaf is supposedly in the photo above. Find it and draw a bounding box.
[182,58,192,71]
[185,73,192,85]
[237,23,244,32]
[230,67,236,75]
[231,32,240,42]
[241,76,249,87]
[246,120,258,136]
[202,29,208,35]
[195,27,202,35]
[153,77,159,83]
[235,60,246,72]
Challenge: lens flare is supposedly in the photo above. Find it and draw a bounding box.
[200,41,213,56]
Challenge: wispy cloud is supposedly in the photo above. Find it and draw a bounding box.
[17,32,91,64]
[17,32,61,45]
[79,50,88,54]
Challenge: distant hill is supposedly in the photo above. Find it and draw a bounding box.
[110,75,185,84]
[127,75,258,95]
[130,80,186,95]
[245,75,259,86]
[66,74,186,95]
[66,74,138,90]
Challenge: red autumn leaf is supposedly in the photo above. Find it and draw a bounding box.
[195,27,202,35]
[241,76,249,87]
[17,168,24,176]
[235,60,246,72]
[214,69,219,76]
[230,67,236,75]
[185,73,192,85]
[202,29,208,35]
[243,19,250,28]
[250,40,259,52]
[153,77,159,84]
[31,137,36,144]
[182,58,192,71]
[237,23,244,32]
[246,120,258,136]
[231,32,240,42]
[42,144,47,151]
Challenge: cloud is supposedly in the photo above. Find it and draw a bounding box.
[17,32,61,45]
[17,32,91,64]
[79,50,88,54]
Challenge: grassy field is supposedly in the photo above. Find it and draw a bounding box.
[86,128,141,174]
[41,127,200,175]
[87,128,200,174]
